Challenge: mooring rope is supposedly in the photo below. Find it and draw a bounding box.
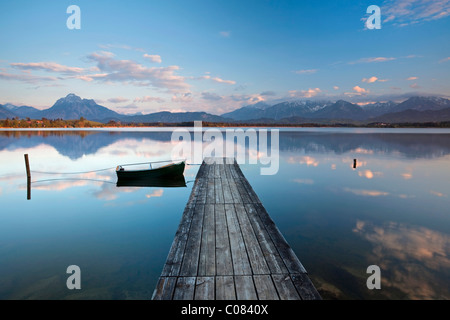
[31,178,116,184]
[31,167,117,175]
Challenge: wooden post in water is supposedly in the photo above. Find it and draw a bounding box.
[24,154,31,200]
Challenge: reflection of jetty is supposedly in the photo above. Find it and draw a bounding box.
[152,157,321,300]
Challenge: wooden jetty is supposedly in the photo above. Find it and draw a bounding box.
[152,157,321,300]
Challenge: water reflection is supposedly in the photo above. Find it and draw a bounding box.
[353,220,450,299]
[0,128,449,300]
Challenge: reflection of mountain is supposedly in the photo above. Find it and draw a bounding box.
[1,130,450,160]
[278,131,450,159]
[0,131,174,160]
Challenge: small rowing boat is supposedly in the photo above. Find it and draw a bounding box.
[116,160,186,181]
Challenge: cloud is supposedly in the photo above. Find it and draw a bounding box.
[293,178,314,185]
[85,51,189,92]
[198,74,236,85]
[382,0,450,26]
[289,88,321,98]
[288,156,319,167]
[409,83,421,89]
[0,71,58,83]
[344,188,389,197]
[350,57,396,64]
[406,76,418,80]
[133,96,165,103]
[430,190,446,197]
[353,220,450,299]
[107,97,129,104]
[352,86,370,95]
[439,57,450,63]
[260,91,276,96]
[201,92,223,101]
[10,62,84,74]
[362,76,378,83]
[294,69,318,74]
[333,86,339,90]
[143,54,162,63]
[146,189,164,198]
[172,92,193,103]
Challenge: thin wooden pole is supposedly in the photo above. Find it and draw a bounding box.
[24,154,31,200]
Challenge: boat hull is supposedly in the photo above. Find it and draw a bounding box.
[116,161,185,181]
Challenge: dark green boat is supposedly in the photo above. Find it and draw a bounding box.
[116,160,186,182]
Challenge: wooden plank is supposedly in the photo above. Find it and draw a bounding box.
[253,202,307,274]
[152,277,176,300]
[179,204,205,276]
[194,276,215,300]
[228,179,243,204]
[221,177,234,204]
[234,179,252,203]
[161,205,195,276]
[244,203,288,274]
[253,275,279,300]
[291,274,322,300]
[154,157,321,300]
[216,276,236,300]
[206,178,215,204]
[215,204,233,275]
[173,277,196,300]
[235,276,258,300]
[215,178,224,204]
[198,204,215,276]
[234,203,270,275]
[224,204,252,276]
[272,274,301,300]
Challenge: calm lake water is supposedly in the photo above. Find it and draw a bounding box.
[0,128,449,300]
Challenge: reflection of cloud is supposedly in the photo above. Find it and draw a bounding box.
[358,170,382,179]
[146,189,164,198]
[401,173,413,180]
[430,190,446,197]
[353,148,374,154]
[293,179,314,185]
[331,164,336,170]
[344,188,389,197]
[353,220,450,299]
[288,156,319,167]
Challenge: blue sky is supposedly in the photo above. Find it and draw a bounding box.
[1,0,449,115]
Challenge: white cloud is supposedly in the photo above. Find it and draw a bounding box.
[382,0,450,26]
[10,62,84,74]
[289,88,321,98]
[219,31,231,38]
[143,54,162,63]
[439,57,450,63]
[108,97,129,103]
[362,76,378,83]
[353,86,369,94]
[294,69,318,74]
[406,76,418,80]
[350,57,396,64]
[199,75,236,85]
[85,51,189,92]
[133,96,165,103]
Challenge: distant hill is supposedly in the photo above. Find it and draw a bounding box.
[40,93,122,122]
[2,94,450,124]
[124,111,231,123]
[0,105,17,119]
[369,107,450,123]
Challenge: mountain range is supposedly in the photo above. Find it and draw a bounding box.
[1,93,450,124]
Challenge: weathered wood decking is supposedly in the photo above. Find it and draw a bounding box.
[152,157,321,300]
